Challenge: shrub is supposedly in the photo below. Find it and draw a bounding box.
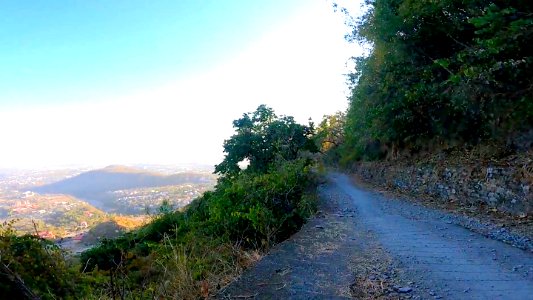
[0,221,89,299]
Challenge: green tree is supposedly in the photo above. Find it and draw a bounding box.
[315,111,346,152]
[314,112,346,164]
[340,0,533,162]
[215,105,317,177]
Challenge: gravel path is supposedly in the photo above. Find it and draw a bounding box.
[219,173,533,299]
[218,180,361,299]
[333,172,533,299]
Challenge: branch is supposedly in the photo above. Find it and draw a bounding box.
[322,139,339,147]
[446,33,474,51]
[0,262,39,299]
[416,48,454,76]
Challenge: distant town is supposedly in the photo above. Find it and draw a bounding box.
[109,183,212,214]
[0,165,217,247]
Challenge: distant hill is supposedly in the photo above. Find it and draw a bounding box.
[80,220,125,245]
[31,165,215,200]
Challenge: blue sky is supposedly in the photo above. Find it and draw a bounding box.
[0,0,310,106]
[0,0,363,168]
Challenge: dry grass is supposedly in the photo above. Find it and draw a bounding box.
[111,215,150,230]
[144,235,262,299]
[345,227,410,300]
[349,248,394,299]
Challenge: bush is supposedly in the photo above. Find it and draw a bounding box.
[0,221,89,299]
[77,106,319,298]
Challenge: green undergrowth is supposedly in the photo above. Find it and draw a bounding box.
[0,105,320,299]
[78,158,318,299]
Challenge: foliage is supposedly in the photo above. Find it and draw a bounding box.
[0,221,90,299]
[215,104,317,177]
[314,111,346,164]
[73,105,319,298]
[341,0,533,162]
[0,106,318,299]
[208,158,317,248]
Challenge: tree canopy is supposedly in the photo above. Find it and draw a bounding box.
[341,0,533,161]
[215,105,317,177]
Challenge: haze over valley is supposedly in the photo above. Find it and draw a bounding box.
[0,164,217,245]
[0,0,356,254]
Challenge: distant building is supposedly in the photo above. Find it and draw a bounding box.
[38,231,56,239]
[22,191,35,198]
[73,233,84,241]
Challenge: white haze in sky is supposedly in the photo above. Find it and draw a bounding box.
[0,1,363,169]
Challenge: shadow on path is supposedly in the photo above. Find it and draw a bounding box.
[219,173,533,299]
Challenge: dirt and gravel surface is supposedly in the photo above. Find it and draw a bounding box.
[218,172,533,299]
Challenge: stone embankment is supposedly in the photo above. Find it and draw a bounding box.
[350,151,532,216]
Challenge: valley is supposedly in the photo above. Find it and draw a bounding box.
[0,164,217,242]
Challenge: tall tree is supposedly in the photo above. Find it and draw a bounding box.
[341,0,533,161]
[215,105,317,177]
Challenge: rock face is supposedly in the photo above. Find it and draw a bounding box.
[350,153,532,215]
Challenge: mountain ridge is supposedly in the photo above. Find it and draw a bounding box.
[31,165,215,198]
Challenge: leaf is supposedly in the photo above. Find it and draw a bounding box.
[434,59,450,69]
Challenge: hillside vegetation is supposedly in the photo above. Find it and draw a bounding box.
[327,0,533,163]
[4,1,532,298]
[0,105,319,299]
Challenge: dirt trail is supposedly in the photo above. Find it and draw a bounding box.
[219,173,533,299]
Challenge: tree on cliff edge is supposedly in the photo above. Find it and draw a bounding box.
[215,105,317,177]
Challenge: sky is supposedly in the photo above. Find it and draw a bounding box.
[0,0,364,169]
